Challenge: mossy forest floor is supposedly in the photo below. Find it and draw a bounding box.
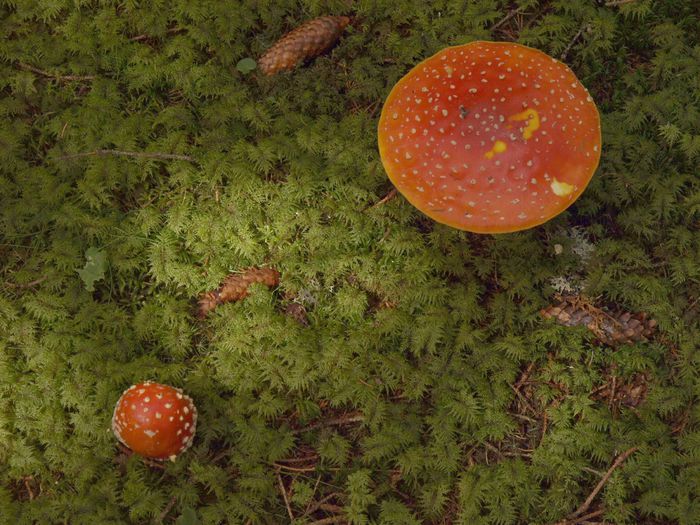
[2,1,700,524]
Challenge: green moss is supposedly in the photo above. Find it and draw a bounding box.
[1,0,699,523]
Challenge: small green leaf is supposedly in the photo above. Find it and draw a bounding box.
[175,507,199,525]
[76,247,106,292]
[236,57,257,74]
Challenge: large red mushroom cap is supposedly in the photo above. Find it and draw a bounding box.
[112,381,197,461]
[378,41,601,233]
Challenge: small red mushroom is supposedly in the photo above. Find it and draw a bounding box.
[377,41,601,233]
[112,381,197,461]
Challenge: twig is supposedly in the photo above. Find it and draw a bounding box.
[23,477,35,500]
[275,453,319,463]
[511,412,537,424]
[291,413,364,435]
[514,363,535,390]
[129,27,186,41]
[273,462,318,472]
[538,410,548,447]
[510,383,537,415]
[210,449,231,464]
[568,447,639,519]
[17,62,95,82]
[318,503,344,513]
[302,475,323,516]
[484,442,504,460]
[490,8,523,31]
[608,375,617,412]
[4,276,47,289]
[555,509,605,525]
[581,467,605,478]
[56,149,195,163]
[276,470,295,522]
[560,25,588,61]
[366,188,397,210]
[156,495,178,524]
[303,492,342,518]
[671,406,691,435]
[308,516,347,525]
[501,449,533,458]
[605,0,636,6]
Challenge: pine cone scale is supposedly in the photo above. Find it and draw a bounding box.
[198,267,280,317]
[540,295,658,346]
[258,16,350,76]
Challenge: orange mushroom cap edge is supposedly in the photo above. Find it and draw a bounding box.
[112,381,197,461]
[377,41,602,233]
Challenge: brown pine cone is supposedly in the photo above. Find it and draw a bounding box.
[198,267,280,317]
[258,15,350,76]
[541,295,658,346]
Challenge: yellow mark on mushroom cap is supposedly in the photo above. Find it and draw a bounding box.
[484,140,507,159]
[550,178,574,196]
[508,109,540,140]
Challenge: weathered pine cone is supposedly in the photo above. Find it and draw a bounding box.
[258,15,350,76]
[541,296,658,346]
[198,267,280,317]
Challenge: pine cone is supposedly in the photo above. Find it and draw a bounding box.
[258,15,350,76]
[198,267,280,317]
[541,295,658,346]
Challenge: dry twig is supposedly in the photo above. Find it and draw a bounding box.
[490,8,523,31]
[275,453,319,464]
[556,509,605,525]
[273,462,318,473]
[366,188,398,210]
[23,477,35,500]
[277,470,295,522]
[291,413,364,435]
[57,149,195,163]
[4,276,47,289]
[156,496,178,524]
[129,27,186,41]
[303,492,342,518]
[568,447,639,520]
[510,383,537,415]
[308,516,347,525]
[302,475,323,516]
[17,62,95,82]
[605,0,636,6]
[514,363,535,390]
[560,25,588,61]
[538,410,548,448]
